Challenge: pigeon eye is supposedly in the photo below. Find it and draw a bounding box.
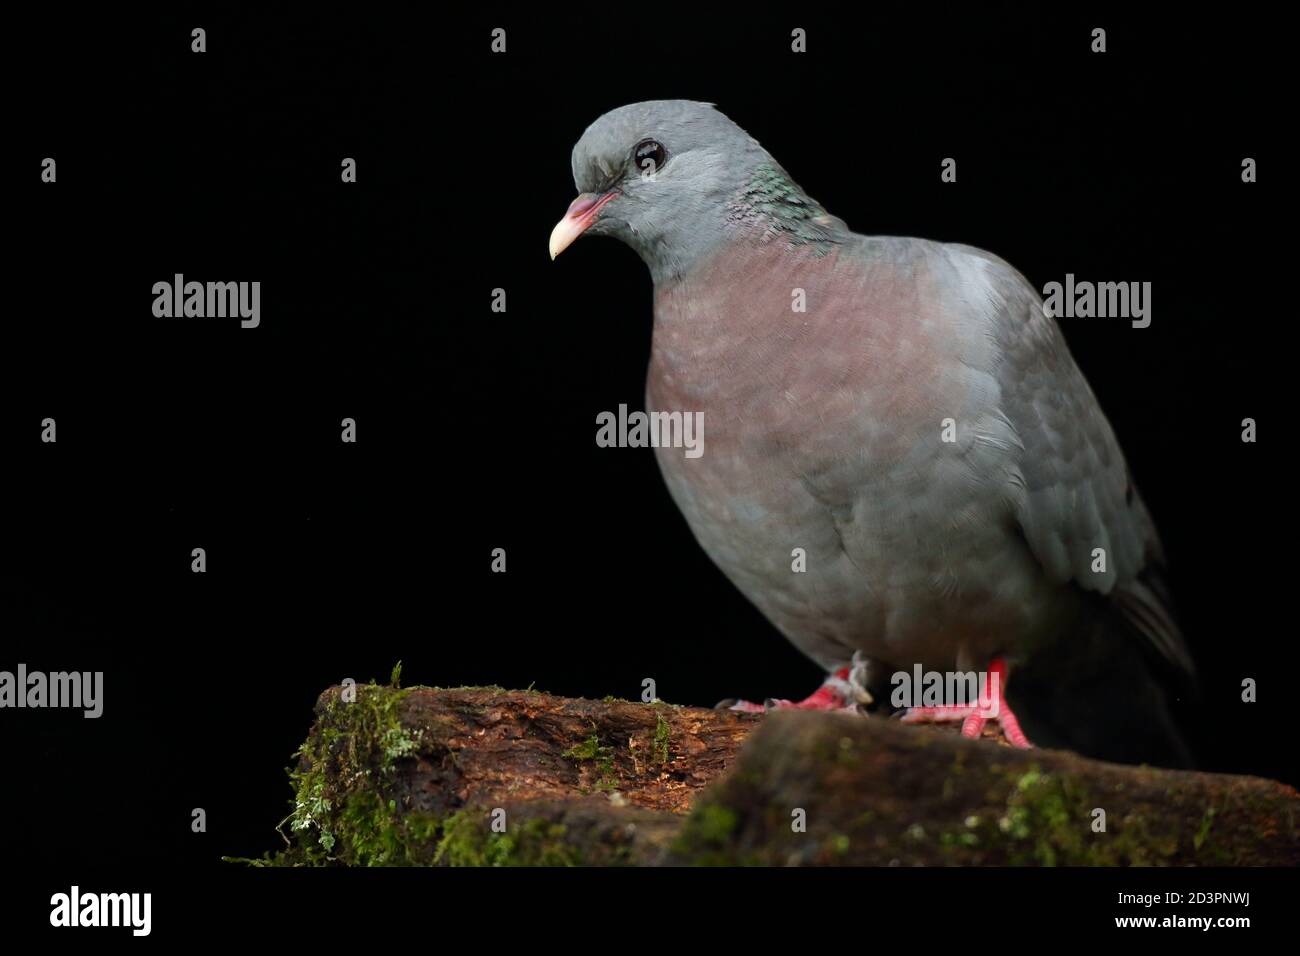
[633,139,668,177]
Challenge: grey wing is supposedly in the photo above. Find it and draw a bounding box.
[955,245,1195,678]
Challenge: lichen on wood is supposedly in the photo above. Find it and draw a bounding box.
[230,685,1300,867]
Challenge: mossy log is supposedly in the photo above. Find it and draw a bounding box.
[262,683,1299,866]
[670,711,1300,865]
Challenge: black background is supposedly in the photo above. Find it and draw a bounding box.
[2,2,1291,913]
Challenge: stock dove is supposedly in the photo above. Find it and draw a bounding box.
[550,101,1194,766]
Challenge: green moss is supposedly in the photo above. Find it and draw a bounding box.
[986,765,1190,866]
[671,803,742,865]
[1193,806,1216,851]
[996,767,1087,865]
[940,830,980,850]
[562,735,602,761]
[251,681,438,865]
[654,713,671,765]
[220,852,293,867]
[563,732,618,790]
[379,725,421,763]
[333,791,442,866]
[434,810,577,867]
[235,681,696,866]
[245,679,554,866]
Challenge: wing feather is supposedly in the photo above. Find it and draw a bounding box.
[949,244,1195,677]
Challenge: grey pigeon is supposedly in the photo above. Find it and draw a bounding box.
[550,100,1195,767]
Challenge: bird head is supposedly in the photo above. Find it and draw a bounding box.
[549,100,771,276]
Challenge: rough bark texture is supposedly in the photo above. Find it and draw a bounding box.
[260,683,1299,867]
[669,710,1300,866]
[389,686,756,816]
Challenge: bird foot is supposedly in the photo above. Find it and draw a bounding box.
[897,658,1033,748]
[717,666,872,714]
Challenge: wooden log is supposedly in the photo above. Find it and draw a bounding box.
[670,710,1300,866]
[258,683,1299,867]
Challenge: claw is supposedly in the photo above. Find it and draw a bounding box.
[899,658,1033,748]
[719,666,868,715]
[717,698,766,714]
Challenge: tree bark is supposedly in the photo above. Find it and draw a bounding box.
[267,684,1300,866]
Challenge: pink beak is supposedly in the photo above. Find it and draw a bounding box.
[549,191,617,259]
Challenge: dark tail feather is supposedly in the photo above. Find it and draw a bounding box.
[1114,563,1197,684]
[1009,591,1196,769]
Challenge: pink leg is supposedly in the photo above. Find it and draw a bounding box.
[720,667,862,713]
[899,658,1033,748]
